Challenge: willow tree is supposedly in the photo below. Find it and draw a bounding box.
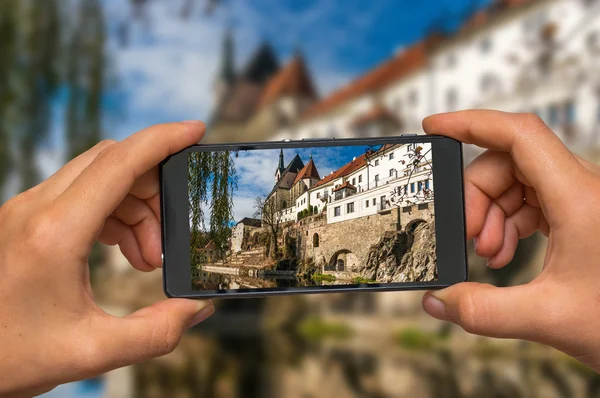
[0,0,18,198]
[65,0,106,160]
[188,151,237,270]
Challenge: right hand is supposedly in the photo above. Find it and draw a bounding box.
[421,110,600,372]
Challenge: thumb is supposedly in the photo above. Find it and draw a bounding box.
[422,282,547,340]
[95,299,214,371]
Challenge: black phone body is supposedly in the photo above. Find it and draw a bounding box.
[160,136,467,299]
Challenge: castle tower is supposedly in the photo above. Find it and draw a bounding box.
[214,28,236,106]
[275,148,285,182]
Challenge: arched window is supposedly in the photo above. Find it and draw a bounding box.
[282,201,287,209]
[313,233,319,248]
[337,259,345,271]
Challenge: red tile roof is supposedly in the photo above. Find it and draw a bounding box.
[301,43,427,120]
[259,55,318,109]
[350,104,400,128]
[332,181,357,192]
[293,158,320,185]
[313,153,368,189]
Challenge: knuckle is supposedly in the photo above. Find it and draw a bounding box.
[95,139,118,152]
[24,211,60,252]
[456,291,485,335]
[517,113,550,136]
[151,312,181,357]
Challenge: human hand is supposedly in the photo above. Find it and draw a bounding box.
[0,122,214,397]
[421,110,600,372]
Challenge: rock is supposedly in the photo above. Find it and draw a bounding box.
[359,221,437,283]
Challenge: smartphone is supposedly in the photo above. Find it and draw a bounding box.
[160,136,467,299]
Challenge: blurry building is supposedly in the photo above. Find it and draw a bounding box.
[207,0,600,161]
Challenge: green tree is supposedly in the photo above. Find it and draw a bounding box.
[188,151,237,268]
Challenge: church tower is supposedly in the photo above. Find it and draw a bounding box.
[214,28,236,106]
[275,149,285,182]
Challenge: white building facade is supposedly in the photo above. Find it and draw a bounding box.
[273,0,600,159]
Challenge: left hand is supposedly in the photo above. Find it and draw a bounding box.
[0,121,214,397]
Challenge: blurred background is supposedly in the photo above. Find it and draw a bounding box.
[2,0,600,396]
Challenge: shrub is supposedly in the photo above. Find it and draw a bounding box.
[312,273,336,282]
[298,318,352,341]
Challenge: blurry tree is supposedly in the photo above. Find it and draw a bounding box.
[65,0,106,160]
[0,0,108,197]
[0,0,18,198]
[118,0,225,47]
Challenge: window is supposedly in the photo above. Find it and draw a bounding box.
[372,198,376,206]
[358,175,363,183]
[409,90,418,106]
[418,203,429,210]
[389,152,395,160]
[317,192,321,199]
[445,52,456,68]
[375,159,380,166]
[347,202,355,213]
[446,87,458,111]
[564,100,576,124]
[480,37,492,53]
[380,196,387,210]
[352,178,356,185]
[411,183,415,193]
[425,180,430,190]
[389,169,395,177]
[402,206,411,213]
[394,98,402,114]
[548,104,559,127]
[334,206,341,217]
[374,174,379,186]
[313,233,319,248]
[480,74,500,95]
[418,181,423,191]
[365,200,369,208]
[405,184,409,194]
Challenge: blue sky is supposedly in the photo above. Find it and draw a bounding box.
[40,0,490,181]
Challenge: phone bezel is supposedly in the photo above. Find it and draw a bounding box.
[160,135,467,299]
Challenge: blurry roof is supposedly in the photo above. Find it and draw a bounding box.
[241,42,279,84]
[260,54,318,108]
[301,43,426,120]
[350,105,400,128]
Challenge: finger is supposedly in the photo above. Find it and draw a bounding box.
[42,140,117,196]
[56,121,205,245]
[463,150,514,239]
[423,110,584,220]
[474,203,505,259]
[422,282,549,340]
[98,216,155,272]
[93,299,214,371]
[487,204,544,268]
[112,194,162,268]
[494,182,524,218]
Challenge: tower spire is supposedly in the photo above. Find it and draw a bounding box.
[219,27,235,85]
[275,148,285,182]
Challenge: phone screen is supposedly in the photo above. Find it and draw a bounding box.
[188,142,436,292]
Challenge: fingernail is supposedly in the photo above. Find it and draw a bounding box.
[473,237,479,250]
[190,302,214,327]
[423,293,448,320]
[486,258,494,267]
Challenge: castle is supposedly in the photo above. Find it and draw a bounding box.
[264,143,434,226]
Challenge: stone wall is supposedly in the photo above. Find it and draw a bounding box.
[288,204,434,273]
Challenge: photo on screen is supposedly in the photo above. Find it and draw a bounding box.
[188,143,436,291]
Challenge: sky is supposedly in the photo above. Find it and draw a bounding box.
[39,0,491,181]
